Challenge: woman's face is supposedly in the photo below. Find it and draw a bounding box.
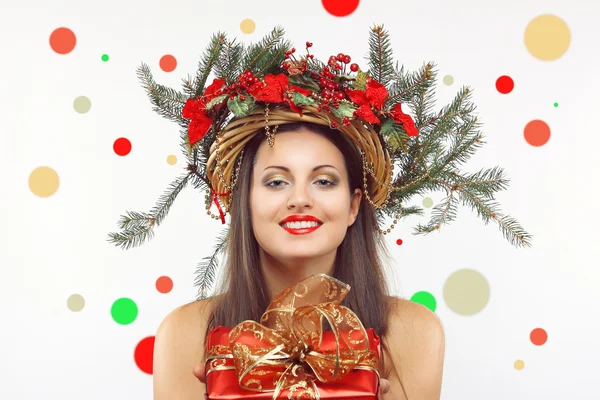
[250,128,362,262]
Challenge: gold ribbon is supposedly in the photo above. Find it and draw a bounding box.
[228,273,378,399]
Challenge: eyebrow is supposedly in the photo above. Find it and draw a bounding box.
[263,165,339,172]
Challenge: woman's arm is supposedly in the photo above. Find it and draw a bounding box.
[384,299,446,400]
[153,300,212,400]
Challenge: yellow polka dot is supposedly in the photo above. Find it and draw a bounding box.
[422,197,433,208]
[166,155,177,165]
[240,18,256,34]
[443,75,454,86]
[29,166,60,197]
[514,360,525,370]
[525,15,571,61]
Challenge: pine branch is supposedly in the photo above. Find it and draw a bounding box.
[136,63,188,126]
[214,39,244,85]
[181,73,197,99]
[107,173,190,250]
[242,26,289,73]
[194,225,229,299]
[386,62,436,107]
[456,188,532,248]
[193,31,227,97]
[367,25,395,87]
[107,219,156,250]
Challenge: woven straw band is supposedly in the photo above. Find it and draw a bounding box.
[206,104,393,212]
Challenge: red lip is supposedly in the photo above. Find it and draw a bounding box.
[279,214,323,224]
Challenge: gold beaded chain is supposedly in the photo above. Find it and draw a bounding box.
[360,150,403,235]
[205,125,245,220]
[264,103,278,148]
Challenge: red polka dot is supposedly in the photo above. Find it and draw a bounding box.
[159,55,177,72]
[496,75,514,94]
[524,120,551,146]
[530,328,548,346]
[322,0,360,17]
[50,27,76,54]
[134,336,155,374]
[113,138,132,156]
[396,239,403,245]
[156,276,173,294]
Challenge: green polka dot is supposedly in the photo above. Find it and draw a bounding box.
[111,298,138,325]
[73,96,92,114]
[422,197,433,208]
[410,291,437,312]
[553,102,558,107]
[443,75,454,85]
[101,54,109,62]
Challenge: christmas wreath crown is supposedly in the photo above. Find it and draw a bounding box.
[108,24,532,298]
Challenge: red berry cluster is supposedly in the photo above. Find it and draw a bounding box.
[223,70,262,101]
[327,52,359,73]
[307,52,361,127]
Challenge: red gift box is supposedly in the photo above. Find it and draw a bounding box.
[203,274,383,400]
[205,326,382,399]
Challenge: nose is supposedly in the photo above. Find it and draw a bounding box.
[286,183,314,210]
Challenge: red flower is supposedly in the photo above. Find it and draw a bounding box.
[249,73,312,116]
[345,79,389,124]
[390,103,418,137]
[182,78,227,146]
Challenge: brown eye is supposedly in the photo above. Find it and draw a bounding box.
[266,179,286,188]
[316,179,336,187]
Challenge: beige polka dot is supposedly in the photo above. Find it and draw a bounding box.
[422,197,433,208]
[514,360,525,370]
[443,268,490,316]
[73,96,92,113]
[29,166,60,197]
[166,155,177,165]
[67,294,85,312]
[443,75,454,86]
[240,18,256,34]
[525,14,571,61]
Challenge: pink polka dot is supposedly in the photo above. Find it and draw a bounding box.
[50,27,76,54]
[156,276,173,294]
[524,120,551,146]
[159,55,177,72]
[530,328,548,346]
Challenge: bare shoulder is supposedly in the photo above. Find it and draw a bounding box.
[382,296,446,400]
[153,295,222,400]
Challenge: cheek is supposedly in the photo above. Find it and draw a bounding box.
[251,187,284,221]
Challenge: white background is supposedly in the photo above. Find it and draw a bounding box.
[1,0,599,399]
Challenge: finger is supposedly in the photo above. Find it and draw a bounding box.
[192,364,206,383]
[380,379,390,394]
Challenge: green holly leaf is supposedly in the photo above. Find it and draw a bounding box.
[292,92,316,106]
[227,95,255,118]
[287,74,320,92]
[351,70,370,91]
[380,118,409,153]
[206,94,228,111]
[330,102,356,120]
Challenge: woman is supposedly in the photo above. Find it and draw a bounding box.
[152,120,445,400]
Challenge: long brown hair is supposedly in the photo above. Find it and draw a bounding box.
[203,121,396,372]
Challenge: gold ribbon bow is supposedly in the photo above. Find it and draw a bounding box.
[228,273,378,399]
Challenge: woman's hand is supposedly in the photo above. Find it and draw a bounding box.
[193,364,390,397]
